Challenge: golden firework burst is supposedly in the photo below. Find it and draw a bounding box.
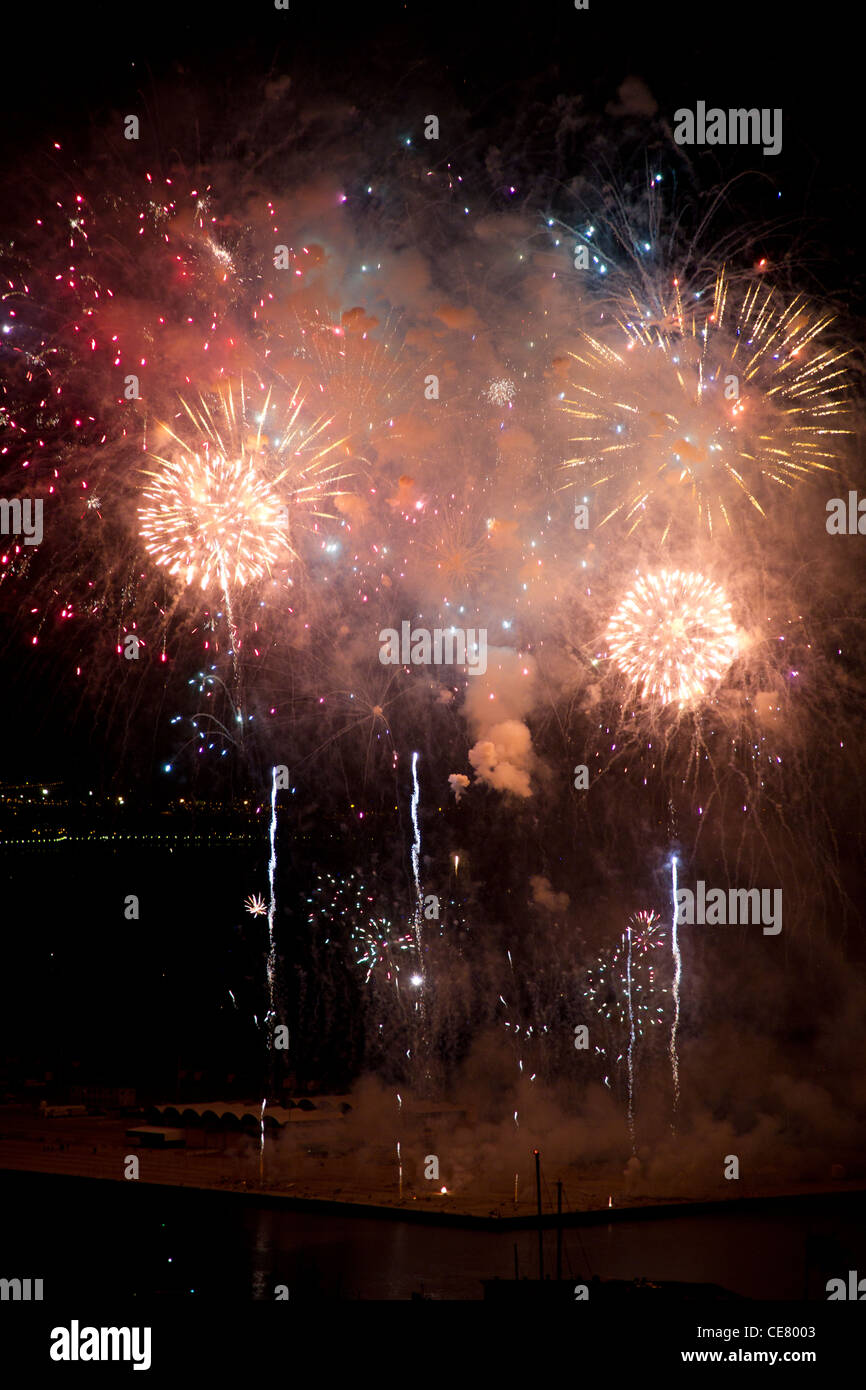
[561,272,850,538]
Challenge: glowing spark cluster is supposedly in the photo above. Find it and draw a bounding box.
[562,272,850,537]
[352,925,415,984]
[486,377,516,406]
[605,570,739,706]
[422,502,492,591]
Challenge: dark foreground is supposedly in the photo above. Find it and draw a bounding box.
[3,1169,865,1301]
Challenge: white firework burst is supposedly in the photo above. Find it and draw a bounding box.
[605,569,739,706]
[485,378,516,407]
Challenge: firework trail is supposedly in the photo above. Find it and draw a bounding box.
[260,764,281,1176]
[410,750,423,960]
[266,764,280,1036]
[259,1097,267,1185]
[409,749,431,1091]
[626,919,635,1152]
[670,855,682,1123]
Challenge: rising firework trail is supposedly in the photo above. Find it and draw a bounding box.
[261,765,281,1175]
[410,750,423,964]
[409,751,431,1091]
[259,1097,267,1185]
[626,919,636,1152]
[670,855,682,1124]
[266,765,280,1036]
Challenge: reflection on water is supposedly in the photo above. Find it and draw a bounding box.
[4,1173,864,1300]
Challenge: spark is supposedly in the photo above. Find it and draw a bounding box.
[259,1097,267,1183]
[353,924,414,984]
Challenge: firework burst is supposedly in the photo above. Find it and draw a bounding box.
[139,381,352,589]
[352,923,416,984]
[420,497,493,596]
[561,272,851,539]
[139,452,289,590]
[585,910,668,1037]
[584,909,668,1129]
[286,309,411,443]
[485,377,516,407]
[605,570,740,706]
